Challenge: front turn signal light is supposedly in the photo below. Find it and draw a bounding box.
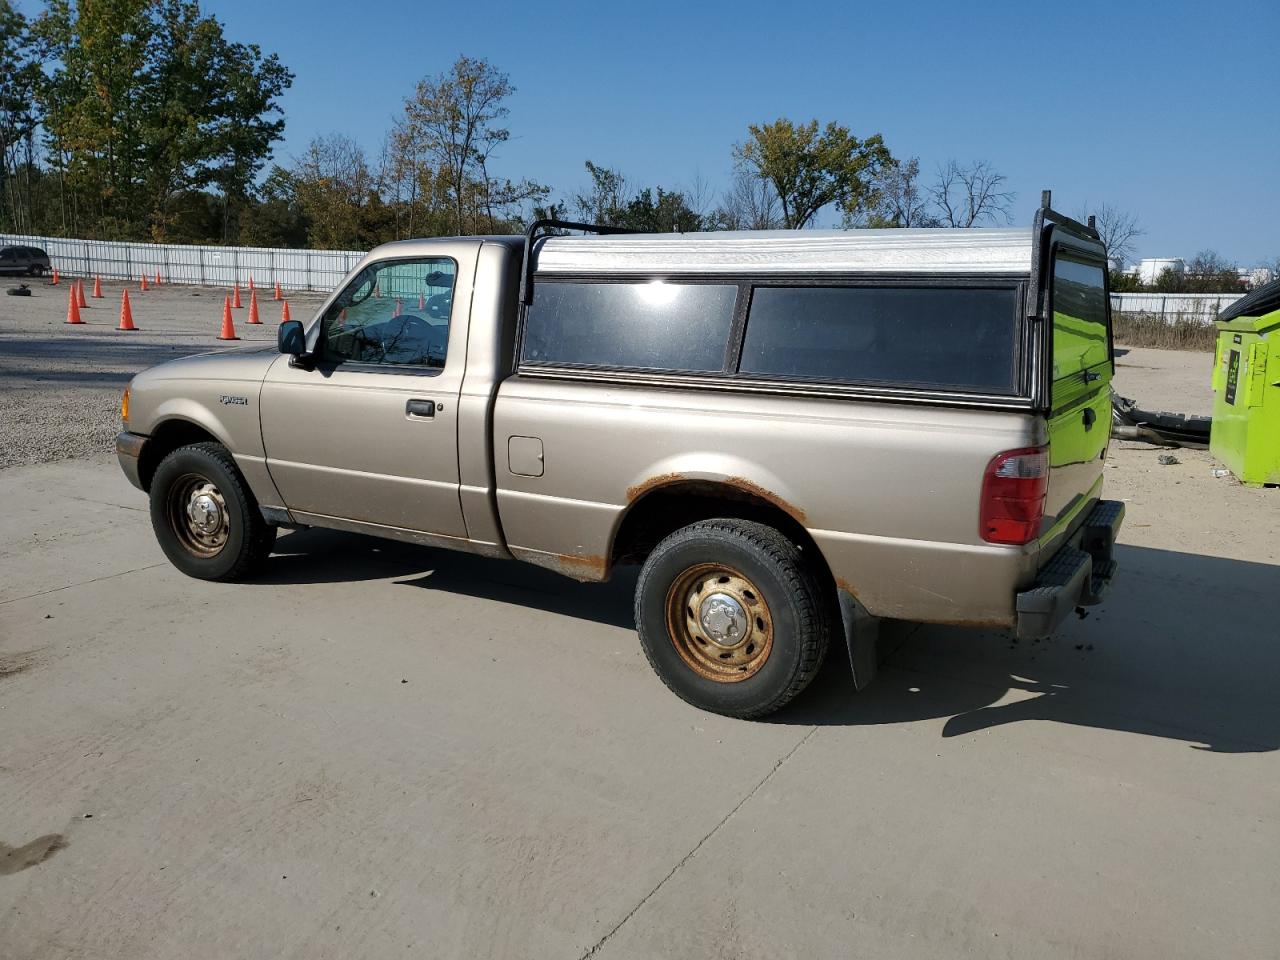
[121,386,130,425]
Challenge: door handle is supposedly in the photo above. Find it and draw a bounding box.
[1082,407,1096,430]
[406,399,436,418]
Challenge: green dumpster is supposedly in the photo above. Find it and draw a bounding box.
[1211,279,1280,486]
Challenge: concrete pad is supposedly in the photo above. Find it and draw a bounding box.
[1,457,1278,959]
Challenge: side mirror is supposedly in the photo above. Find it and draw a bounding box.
[278,319,305,356]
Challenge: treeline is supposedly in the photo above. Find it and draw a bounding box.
[0,0,291,242]
[8,2,1147,260]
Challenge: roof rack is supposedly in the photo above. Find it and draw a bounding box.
[1027,189,1103,318]
[520,219,638,305]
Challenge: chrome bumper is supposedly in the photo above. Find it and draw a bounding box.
[1015,499,1125,639]
[116,431,148,490]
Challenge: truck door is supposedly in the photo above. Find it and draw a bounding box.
[260,249,475,539]
[1043,250,1113,538]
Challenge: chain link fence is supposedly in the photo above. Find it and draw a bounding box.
[0,232,366,292]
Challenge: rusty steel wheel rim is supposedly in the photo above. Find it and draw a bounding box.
[166,472,230,559]
[665,563,774,683]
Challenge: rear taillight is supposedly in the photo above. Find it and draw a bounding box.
[980,446,1048,545]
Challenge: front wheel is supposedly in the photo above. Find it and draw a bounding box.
[149,442,276,581]
[635,519,832,719]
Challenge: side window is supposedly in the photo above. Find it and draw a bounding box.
[320,258,456,369]
[1051,256,1110,381]
[521,281,738,372]
[739,286,1019,393]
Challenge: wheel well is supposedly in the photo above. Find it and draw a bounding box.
[138,420,222,491]
[611,480,835,587]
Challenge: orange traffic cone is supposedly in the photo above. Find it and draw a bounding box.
[118,290,137,330]
[337,308,347,330]
[154,271,161,285]
[219,296,239,340]
[373,282,381,298]
[417,292,425,311]
[92,275,103,298]
[76,279,88,308]
[247,289,261,324]
[393,298,403,317]
[51,267,59,285]
[232,282,242,309]
[273,281,282,301]
[65,285,83,324]
[248,275,255,292]
[140,274,149,292]
[281,300,291,323]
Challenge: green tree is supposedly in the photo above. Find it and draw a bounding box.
[31,0,291,240]
[0,1,43,232]
[733,118,891,229]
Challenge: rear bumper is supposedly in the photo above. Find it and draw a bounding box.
[116,431,148,490]
[1015,499,1124,639]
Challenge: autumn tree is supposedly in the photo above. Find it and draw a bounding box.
[398,55,546,235]
[733,118,891,229]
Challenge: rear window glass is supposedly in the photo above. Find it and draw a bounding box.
[1052,256,1109,379]
[522,281,737,372]
[739,286,1019,393]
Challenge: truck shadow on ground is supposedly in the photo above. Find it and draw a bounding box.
[775,545,1280,754]
[261,532,1278,754]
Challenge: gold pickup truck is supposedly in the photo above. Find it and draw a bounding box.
[116,195,1123,718]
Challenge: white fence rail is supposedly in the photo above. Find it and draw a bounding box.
[0,233,365,292]
[2,232,1254,317]
[1110,292,1241,322]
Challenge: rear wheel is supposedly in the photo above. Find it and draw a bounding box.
[635,519,831,718]
[149,442,275,581]
[29,264,44,278]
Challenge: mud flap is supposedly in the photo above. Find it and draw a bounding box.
[837,589,879,691]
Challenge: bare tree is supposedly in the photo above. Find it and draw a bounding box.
[711,167,783,230]
[930,159,1014,227]
[848,156,933,227]
[1076,202,1143,268]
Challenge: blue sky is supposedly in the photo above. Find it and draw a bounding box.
[20,0,1280,263]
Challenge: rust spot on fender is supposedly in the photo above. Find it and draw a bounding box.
[722,476,808,525]
[625,473,808,525]
[626,472,685,503]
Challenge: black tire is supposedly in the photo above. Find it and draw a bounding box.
[29,264,44,278]
[635,519,831,719]
[149,441,276,581]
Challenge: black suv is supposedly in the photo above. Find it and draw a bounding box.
[0,245,53,277]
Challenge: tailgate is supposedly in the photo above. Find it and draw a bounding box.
[1042,254,1112,550]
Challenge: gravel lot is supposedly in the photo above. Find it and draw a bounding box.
[0,279,327,468]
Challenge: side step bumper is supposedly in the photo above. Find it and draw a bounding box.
[1016,499,1125,640]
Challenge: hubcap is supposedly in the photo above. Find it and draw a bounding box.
[166,474,230,558]
[699,593,747,646]
[665,564,773,683]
